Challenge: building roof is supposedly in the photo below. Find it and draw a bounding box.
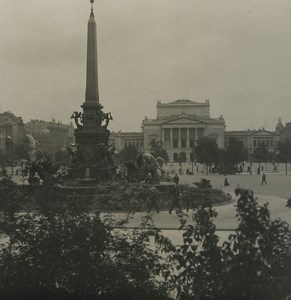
[225,129,279,137]
[157,99,209,106]
[110,131,143,138]
[0,111,24,126]
[142,114,224,125]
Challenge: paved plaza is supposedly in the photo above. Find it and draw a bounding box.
[4,165,291,235]
[107,172,291,229]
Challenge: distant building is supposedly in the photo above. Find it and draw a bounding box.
[224,129,280,162]
[109,131,144,153]
[279,122,291,142]
[25,119,74,159]
[0,111,26,158]
[142,99,225,162]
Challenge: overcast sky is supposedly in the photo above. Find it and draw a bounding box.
[1,0,291,132]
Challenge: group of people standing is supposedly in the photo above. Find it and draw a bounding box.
[147,170,269,214]
[147,173,197,214]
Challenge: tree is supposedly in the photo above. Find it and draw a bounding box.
[224,138,248,166]
[194,138,220,173]
[0,183,173,300]
[14,145,30,161]
[277,138,291,174]
[170,188,291,299]
[253,144,270,173]
[149,140,169,163]
[118,144,139,164]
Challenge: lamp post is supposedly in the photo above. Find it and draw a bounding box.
[190,147,195,174]
[6,135,14,175]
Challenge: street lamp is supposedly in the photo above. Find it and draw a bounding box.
[190,147,195,174]
[6,135,14,175]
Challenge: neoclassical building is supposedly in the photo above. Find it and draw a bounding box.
[142,99,225,162]
[224,118,291,162]
[108,99,290,163]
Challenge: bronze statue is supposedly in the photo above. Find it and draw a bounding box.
[101,112,113,129]
[124,153,162,183]
[26,157,66,185]
[71,111,83,129]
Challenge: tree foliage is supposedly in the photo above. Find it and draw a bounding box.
[194,138,220,169]
[253,144,270,164]
[118,144,139,164]
[149,140,169,163]
[169,188,291,299]
[0,182,173,300]
[224,138,248,165]
[0,179,290,299]
[277,138,291,174]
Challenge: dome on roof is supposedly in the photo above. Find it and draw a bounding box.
[275,118,284,132]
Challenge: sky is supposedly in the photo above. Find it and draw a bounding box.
[1,0,291,132]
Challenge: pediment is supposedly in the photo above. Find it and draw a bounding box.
[163,117,204,125]
[252,130,275,137]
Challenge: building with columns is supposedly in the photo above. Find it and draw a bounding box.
[224,129,280,163]
[142,99,225,162]
[109,131,144,153]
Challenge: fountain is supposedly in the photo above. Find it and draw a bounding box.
[20,1,174,200]
[65,1,117,185]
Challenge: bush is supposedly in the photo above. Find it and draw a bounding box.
[1,178,290,299]
[0,184,174,300]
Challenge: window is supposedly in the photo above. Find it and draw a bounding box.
[164,128,171,148]
[172,128,179,148]
[189,128,196,148]
[180,128,187,148]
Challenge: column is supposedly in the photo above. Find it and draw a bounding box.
[186,128,189,148]
[170,128,173,148]
[195,128,197,143]
[162,129,164,146]
[178,128,181,148]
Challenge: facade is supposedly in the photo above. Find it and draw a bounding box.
[279,122,291,142]
[224,119,291,162]
[0,111,26,157]
[109,131,144,153]
[142,99,225,162]
[25,119,74,158]
[224,129,280,162]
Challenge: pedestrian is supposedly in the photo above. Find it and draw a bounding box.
[261,172,267,185]
[147,187,160,213]
[182,190,192,212]
[173,173,180,185]
[224,175,230,186]
[169,185,182,214]
[2,168,7,177]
